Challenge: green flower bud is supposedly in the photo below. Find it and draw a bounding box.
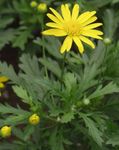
[37,3,47,13]
[83,98,90,105]
[30,1,38,8]
[103,38,112,45]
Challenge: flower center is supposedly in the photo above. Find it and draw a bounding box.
[64,21,80,36]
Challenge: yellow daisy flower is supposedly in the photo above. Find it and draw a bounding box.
[42,4,103,54]
[0,76,8,88]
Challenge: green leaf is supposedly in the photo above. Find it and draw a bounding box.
[61,111,75,123]
[0,17,14,29]
[0,103,28,115]
[39,58,61,78]
[88,82,119,99]
[0,29,16,49]
[19,54,41,77]
[12,27,32,50]
[12,85,32,105]
[80,113,103,147]
[106,131,119,146]
[64,73,77,92]
[34,37,62,59]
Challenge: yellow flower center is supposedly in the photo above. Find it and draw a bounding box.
[64,21,81,36]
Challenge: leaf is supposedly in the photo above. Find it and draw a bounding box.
[106,132,119,146]
[0,103,28,115]
[4,114,29,125]
[103,9,116,39]
[88,82,119,99]
[64,73,77,92]
[80,113,103,147]
[12,85,32,105]
[39,58,61,78]
[34,37,62,59]
[0,17,14,29]
[49,127,65,150]
[19,54,41,77]
[12,27,32,50]
[0,61,20,84]
[0,29,16,49]
[61,111,75,123]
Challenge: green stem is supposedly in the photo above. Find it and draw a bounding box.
[41,16,48,78]
[60,52,67,89]
[101,45,108,82]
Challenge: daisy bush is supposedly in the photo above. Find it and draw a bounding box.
[0,0,119,150]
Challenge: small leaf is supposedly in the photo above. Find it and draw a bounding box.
[61,112,75,123]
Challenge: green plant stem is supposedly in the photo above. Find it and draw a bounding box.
[60,52,67,89]
[101,45,108,82]
[41,16,48,78]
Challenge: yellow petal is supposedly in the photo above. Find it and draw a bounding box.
[61,4,71,20]
[72,4,80,20]
[73,36,84,53]
[81,16,97,27]
[81,30,103,39]
[47,13,61,24]
[80,36,95,49]
[88,30,103,35]
[77,11,96,24]
[49,8,64,22]
[66,36,73,52]
[83,23,103,30]
[0,76,8,82]
[60,36,72,53]
[42,29,67,36]
[46,22,63,29]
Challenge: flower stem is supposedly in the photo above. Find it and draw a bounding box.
[61,52,67,89]
[41,16,48,78]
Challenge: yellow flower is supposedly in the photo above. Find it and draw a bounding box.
[42,4,103,54]
[29,114,40,125]
[37,3,47,13]
[0,126,12,138]
[30,1,38,8]
[0,76,9,88]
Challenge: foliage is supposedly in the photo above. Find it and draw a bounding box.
[0,0,119,150]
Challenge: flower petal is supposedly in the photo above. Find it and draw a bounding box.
[73,36,84,53]
[47,13,61,24]
[49,8,64,22]
[83,23,103,30]
[80,36,95,49]
[60,36,72,53]
[81,16,97,27]
[81,30,103,39]
[72,4,80,20]
[77,11,96,24]
[61,4,71,20]
[46,22,63,29]
[42,29,67,36]
[0,76,8,82]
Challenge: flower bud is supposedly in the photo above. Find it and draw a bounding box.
[30,1,38,8]
[0,83,4,89]
[37,3,47,13]
[57,116,61,122]
[103,38,112,45]
[0,126,12,138]
[83,98,90,105]
[29,114,40,125]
